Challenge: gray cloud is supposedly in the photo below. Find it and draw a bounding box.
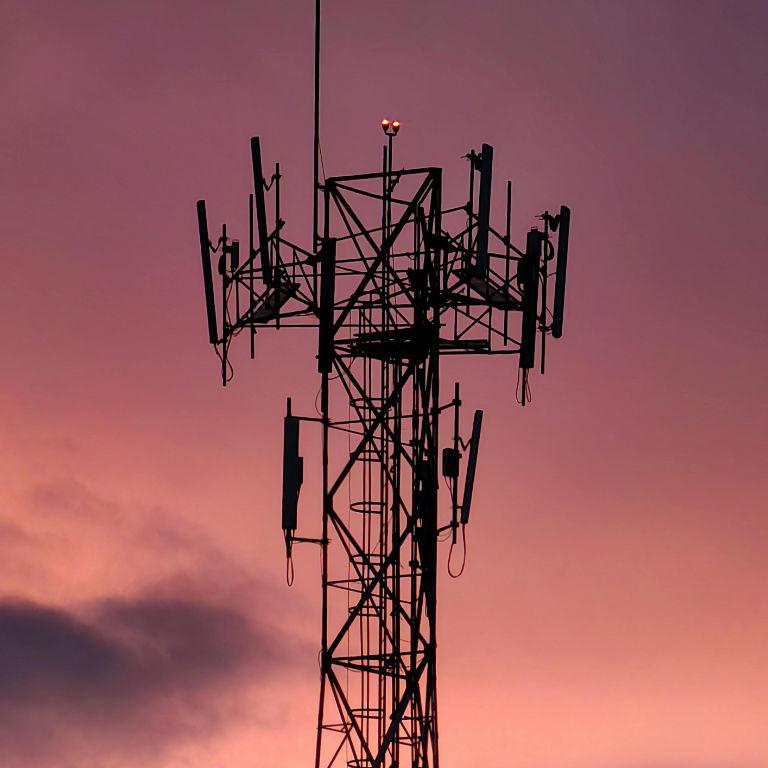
[0,592,301,768]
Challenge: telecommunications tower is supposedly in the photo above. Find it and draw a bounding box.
[194,4,571,768]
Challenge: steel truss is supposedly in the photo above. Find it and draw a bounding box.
[195,135,571,768]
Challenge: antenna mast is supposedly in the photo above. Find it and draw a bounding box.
[313,0,321,251]
[194,7,573,767]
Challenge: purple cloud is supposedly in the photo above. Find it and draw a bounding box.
[0,592,301,767]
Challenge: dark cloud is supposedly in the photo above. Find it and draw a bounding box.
[0,593,301,768]
[8,476,310,619]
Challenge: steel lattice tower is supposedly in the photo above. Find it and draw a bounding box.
[194,7,571,768]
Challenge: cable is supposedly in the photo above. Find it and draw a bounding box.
[213,272,249,385]
[515,367,532,405]
[319,142,327,182]
[447,524,467,578]
[213,339,235,384]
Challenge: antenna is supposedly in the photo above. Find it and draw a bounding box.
[460,410,483,524]
[475,143,494,275]
[551,204,571,339]
[250,136,273,284]
[312,0,321,251]
[281,406,302,532]
[317,238,337,373]
[196,199,218,344]
[519,228,542,370]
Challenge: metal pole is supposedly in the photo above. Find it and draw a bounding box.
[313,0,321,253]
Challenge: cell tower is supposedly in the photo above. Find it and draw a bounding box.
[194,5,571,768]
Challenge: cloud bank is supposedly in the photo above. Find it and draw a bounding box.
[0,592,298,768]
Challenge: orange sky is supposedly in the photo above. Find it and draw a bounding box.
[1,1,767,767]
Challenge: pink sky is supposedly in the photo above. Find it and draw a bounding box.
[1,2,767,767]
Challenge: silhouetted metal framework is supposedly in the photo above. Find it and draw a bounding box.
[196,127,571,768]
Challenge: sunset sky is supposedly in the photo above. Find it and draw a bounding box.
[1,1,767,767]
